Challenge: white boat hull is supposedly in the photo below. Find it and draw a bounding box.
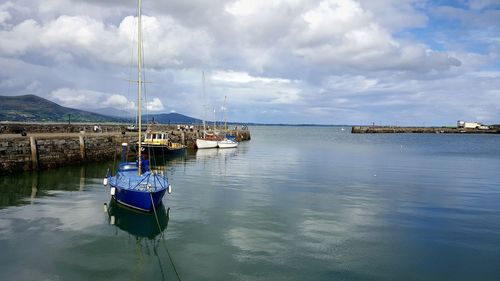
[218,139,238,148]
[196,139,218,149]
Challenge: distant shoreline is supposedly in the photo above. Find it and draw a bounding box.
[352,125,500,134]
[2,120,500,129]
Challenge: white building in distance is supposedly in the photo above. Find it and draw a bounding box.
[457,120,490,129]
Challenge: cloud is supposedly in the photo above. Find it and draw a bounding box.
[1,0,462,74]
[0,13,212,69]
[0,2,12,27]
[50,87,164,112]
[357,0,428,31]
[102,94,135,110]
[211,70,291,84]
[468,0,500,10]
[209,70,301,105]
[288,0,461,72]
[0,0,499,125]
[323,75,379,92]
[50,88,135,110]
[146,97,164,111]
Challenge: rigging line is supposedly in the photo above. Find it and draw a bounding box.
[153,239,167,281]
[149,194,182,281]
[131,173,149,189]
[150,194,162,240]
[140,26,150,130]
[126,6,138,126]
[161,238,181,281]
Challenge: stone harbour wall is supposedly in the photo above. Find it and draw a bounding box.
[0,134,138,174]
[0,138,32,173]
[0,125,251,174]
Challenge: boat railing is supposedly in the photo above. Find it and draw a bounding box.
[114,171,167,192]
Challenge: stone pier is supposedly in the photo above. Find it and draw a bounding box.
[351,126,500,134]
[0,123,251,174]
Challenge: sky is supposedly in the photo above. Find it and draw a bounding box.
[0,0,499,125]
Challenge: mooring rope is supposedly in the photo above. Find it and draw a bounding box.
[149,193,181,281]
[153,239,167,281]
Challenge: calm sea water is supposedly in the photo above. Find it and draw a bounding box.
[1,126,500,281]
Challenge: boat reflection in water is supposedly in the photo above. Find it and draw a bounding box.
[105,200,180,280]
[106,199,169,239]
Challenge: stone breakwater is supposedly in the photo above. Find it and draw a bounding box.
[351,126,500,134]
[0,133,138,174]
[0,123,251,174]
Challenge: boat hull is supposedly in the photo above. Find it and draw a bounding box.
[140,143,186,156]
[196,139,218,149]
[218,140,238,148]
[109,165,168,212]
[112,186,167,212]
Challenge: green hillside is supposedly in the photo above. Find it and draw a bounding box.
[0,95,122,122]
[146,112,202,124]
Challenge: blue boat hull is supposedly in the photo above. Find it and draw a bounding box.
[113,186,167,212]
[107,161,169,212]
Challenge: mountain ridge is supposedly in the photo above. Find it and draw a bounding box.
[0,94,122,122]
[0,94,203,124]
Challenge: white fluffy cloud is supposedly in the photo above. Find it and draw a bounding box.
[0,0,461,73]
[145,97,165,111]
[211,70,291,84]
[289,0,460,72]
[0,13,212,68]
[0,0,499,124]
[210,70,300,105]
[50,88,135,110]
[51,88,165,112]
[102,94,135,110]
[0,2,13,21]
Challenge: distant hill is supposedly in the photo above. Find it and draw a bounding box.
[146,112,202,124]
[0,94,207,124]
[87,107,134,118]
[0,95,122,122]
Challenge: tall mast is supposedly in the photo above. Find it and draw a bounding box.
[213,107,216,130]
[202,71,206,134]
[137,0,143,175]
[223,95,227,132]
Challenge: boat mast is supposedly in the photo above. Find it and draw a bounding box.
[137,0,143,175]
[213,107,216,131]
[223,95,227,132]
[202,71,206,136]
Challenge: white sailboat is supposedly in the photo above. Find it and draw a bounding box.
[196,137,218,149]
[196,72,219,149]
[218,139,238,148]
[217,96,238,148]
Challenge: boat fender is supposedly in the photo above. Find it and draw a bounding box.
[110,187,116,196]
[110,216,115,225]
[167,184,172,194]
[103,168,110,186]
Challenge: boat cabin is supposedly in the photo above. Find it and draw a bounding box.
[144,131,170,145]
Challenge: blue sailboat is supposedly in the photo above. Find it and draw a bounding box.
[104,0,171,212]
